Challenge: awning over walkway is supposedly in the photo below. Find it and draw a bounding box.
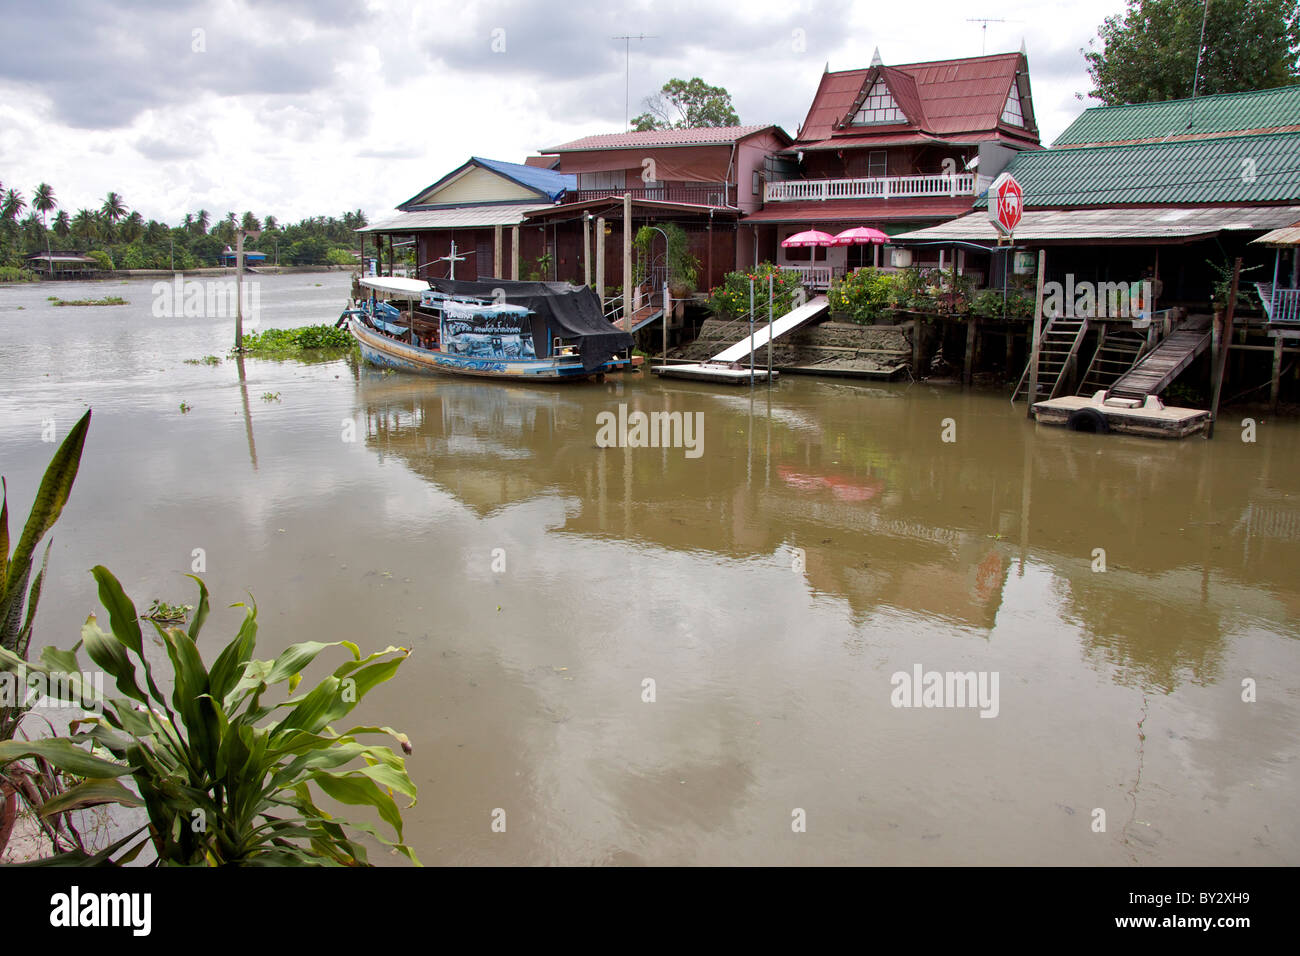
[360,204,545,233]
[892,205,1300,245]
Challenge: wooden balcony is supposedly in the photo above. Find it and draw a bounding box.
[568,183,736,207]
[764,173,976,203]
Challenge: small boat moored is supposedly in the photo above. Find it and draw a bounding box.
[341,276,634,381]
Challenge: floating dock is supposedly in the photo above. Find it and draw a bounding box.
[652,363,779,385]
[1032,394,1209,439]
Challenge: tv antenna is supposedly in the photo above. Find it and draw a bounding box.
[966,18,1018,54]
[613,33,657,130]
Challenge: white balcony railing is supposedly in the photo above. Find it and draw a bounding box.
[778,264,840,289]
[765,172,976,203]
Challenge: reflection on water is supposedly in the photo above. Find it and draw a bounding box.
[1,271,1297,864]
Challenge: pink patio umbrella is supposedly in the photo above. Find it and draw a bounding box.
[780,229,837,270]
[780,229,837,248]
[831,226,889,245]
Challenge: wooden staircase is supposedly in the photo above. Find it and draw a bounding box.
[1012,317,1089,403]
[1108,316,1212,400]
[1076,325,1149,396]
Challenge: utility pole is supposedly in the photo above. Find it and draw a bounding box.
[234,228,261,350]
[613,33,656,130]
[437,239,470,280]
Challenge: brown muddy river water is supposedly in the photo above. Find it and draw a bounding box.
[1,272,1297,865]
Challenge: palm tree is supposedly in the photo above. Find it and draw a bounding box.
[53,210,71,238]
[145,220,168,245]
[98,192,126,244]
[100,191,126,225]
[71,209,97,248]
[121,210,145,243]
[263,214,278,231]
[32,183,56,225]
[240,211,260,233]
[182,212,194,234]
[1,188,26,222]
[196,209,210,234]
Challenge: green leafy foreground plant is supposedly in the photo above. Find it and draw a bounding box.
[0,568,419,866]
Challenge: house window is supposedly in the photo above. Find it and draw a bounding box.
[868,151,888,178]
[1001,85,1024,127]
[578,170,624,192]
[852,79,903,125]
[752,169,761,196]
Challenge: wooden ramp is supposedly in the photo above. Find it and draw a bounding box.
[708,296,829,363]
[617,300,664,333]
[1108,317,1211,399]
[1077,325,1149,395]
[1012,317,1089,403]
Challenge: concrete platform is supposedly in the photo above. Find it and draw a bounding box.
[1032,395,1209,439]
[652,363,779,385]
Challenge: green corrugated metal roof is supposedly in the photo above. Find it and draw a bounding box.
[1054,85,1300,145]
[974,131,1300,208]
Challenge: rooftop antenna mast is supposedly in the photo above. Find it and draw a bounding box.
[966,18,1015,55]
[613,33,657,131]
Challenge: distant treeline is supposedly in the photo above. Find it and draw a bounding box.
[0,181,368,276]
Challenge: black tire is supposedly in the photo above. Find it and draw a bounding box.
[1066,407,1109,434]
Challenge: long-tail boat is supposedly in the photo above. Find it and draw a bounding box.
[341,276,634,381]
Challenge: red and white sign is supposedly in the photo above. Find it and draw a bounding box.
[988,173,1023,236]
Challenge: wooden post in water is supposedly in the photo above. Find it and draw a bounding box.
[662,281,669,363]
[767,273,775,378]
[1026,248,1046,418]
[1270,334,1284,412]
[1207,257,1241,438]
[494,225,503,279]
[595,217,606,302]
[622,194,633,329]
[510,226,520,280]
[582,215,591,287]
[749,278,755,379]
[235,230,245,350]
[964,318,978,386]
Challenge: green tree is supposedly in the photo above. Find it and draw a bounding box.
[1,189,25,223]
[71,209,97,247]
[98,191,125,227]
[195,209,210,234]
[32,183,56,227]
[52,210,70,238]
[631,77,740,131]
[1084,0,1300,104]
[240,211,260,233]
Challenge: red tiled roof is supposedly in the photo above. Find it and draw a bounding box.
[545,124,788,152]
[795,53,1039,147]
[741,197,975,224]
[793,131,1019,150]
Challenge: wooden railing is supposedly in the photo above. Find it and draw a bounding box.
[765,173,976,203]
[569,183,736,207]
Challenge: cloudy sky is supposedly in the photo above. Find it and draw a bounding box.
[0,0,1118,226]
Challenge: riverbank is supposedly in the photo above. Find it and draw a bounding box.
[0,264,357,285]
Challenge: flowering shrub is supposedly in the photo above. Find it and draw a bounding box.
[829,267,973,323]
[707,263,804,321]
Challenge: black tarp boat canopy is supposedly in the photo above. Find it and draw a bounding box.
[427,278,633,372]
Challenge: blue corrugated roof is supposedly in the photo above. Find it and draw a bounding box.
[472,157,574,201]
